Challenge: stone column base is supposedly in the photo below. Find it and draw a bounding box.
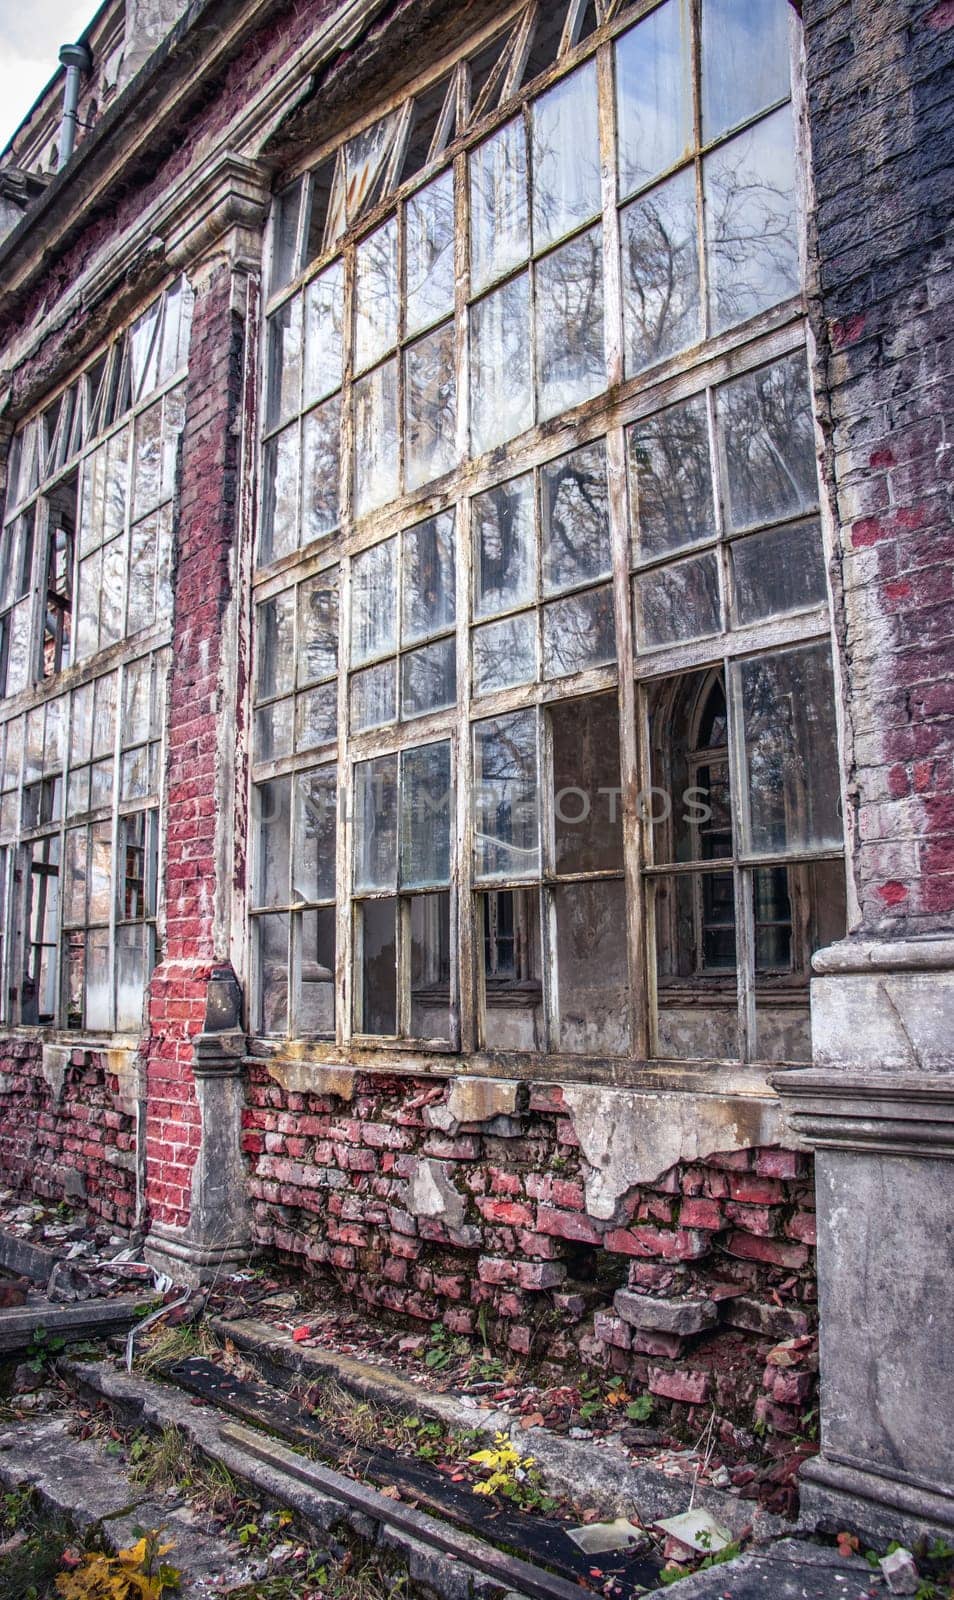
[143,1219,257,1286]
[799,1454,954,1548]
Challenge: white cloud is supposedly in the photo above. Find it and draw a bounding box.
[0,0,100,155]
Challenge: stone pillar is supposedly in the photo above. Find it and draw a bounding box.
[775,940,954,1541]
[142,156,269,1283]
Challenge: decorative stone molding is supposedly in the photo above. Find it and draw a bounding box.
[810,936,954,1074]
[162,151,271,278]
[773,1070,954,1159]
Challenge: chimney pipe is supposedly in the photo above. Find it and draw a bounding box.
[57,42,93,170]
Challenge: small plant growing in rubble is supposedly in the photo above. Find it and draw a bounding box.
[26,1325,67,1374]
[467,1433,557,1514]
[56,1530,180,1599]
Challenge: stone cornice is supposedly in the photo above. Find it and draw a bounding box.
[813,936,954,976]
[163,152,272,276]
[772,1069,954,1158]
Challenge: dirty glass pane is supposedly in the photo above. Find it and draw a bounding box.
[551,693,624,873]
[531,60,601,252]
[5,601,30,694]
[535,226,605,420]
[405,321,457,489]
[354,753,398,892]
[63,828,87,925]
[123,659,152,746]
[400,740,452,888]
[272,178,304,292]
[304,261,344,404]
[473,709,540,881]
[294,765,337,903]
[543,584,616,679]
[160,388,186,503]
[555,879,630,1055]
[129,301,161,401]
[266,296,303,430]
[87,820,112,924]
[85,928,112,1031]
[357,897,397,1035]
[343,111,402,230]
[298,907,335,1036]
[116,925,148,1033]
[470,118,529,294]
[736,643,842,855]
[100,538,125,649]
[256,589,295,702]
[635,551,721,649]
[302,394,341,541]
[628,395,716,562]
[256,776,291,908]
[254,697,294,763]
[402,511,456,646]
[159,278,194,384]
[89,757,114,810]
[2,717,22,786]
[121,745,150,801]
[753,858,845,1061]
[541,440,610,595]
[702,0,792,143]
[93,674,117,758]
[156,505,173,620]
[401,639,456,719]
[479,887,544,1052]
[652,870,739,1060]
[351,537,397,666]
[354,217,399,372]
[621,167,700,375]
[472,472,535,619]
[127,514,158,633]
[718,351,818,529]
[705,104,799,333]
[261,423,300,565]
[406,168,456,337]
[616,0,692,198]
[470,273,532,455]
[353,358,399,516]
[472,613,537,696]
[257,913,289,1033]
[732,520,827,624]
[349,661,396,733]
[298,574,338,684]
[297,683,338,751]
[104,426,129,542]
[133,402,162,520]
[410,892,452,1042]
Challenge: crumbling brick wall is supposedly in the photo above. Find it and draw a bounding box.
[803,0,954,930]
[245,1067,818,1460]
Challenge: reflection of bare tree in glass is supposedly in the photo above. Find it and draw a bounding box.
[476,714,537,872]
[537,229,604,409]
[404,640,455,715]
[706,116,798,329]
[475,477,534,609]
[623,170,699,370]
[720,351,816,527]
[304,397,340,540]
[545,586,615,674]
[629,394,714,558]
[542,442,608,590]
[404,514,455,641]
[407,324,456,484]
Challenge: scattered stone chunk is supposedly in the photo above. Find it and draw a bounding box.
[614,1289,717,1336]
[880,1548,920,1595]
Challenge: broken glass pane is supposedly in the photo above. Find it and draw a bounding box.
[470,118,529,293]
[400,740,452,887]
[628,394,716,562]
[718,351,818,528]
[405,321,457,489]
[357,896,397,1034]
[543,583,616,679]
[705,104,799,332]
[266,296,304,430]
[256,776,291,908]
[531,60,601,252]
[304,261,344,404]
[702,0,792,143]
[294,765,336,903]
[354,218,399,372]
[473,710,540,880]
[472,613,537,696]
[732,519,827,624]
[351,537,397,666]
[535,226,605,419]
[257,913,289,1032]
[541,440,610,595]
[402,512,456,646]
[129,299,161,401]
[401,638,456,719]
[635,551,721,648]
[472,472,535,619]
[616,0,692,198]
[349,661,396,732]
[343,111,403,230]
[410,892,452,1041]
[354,753,398,892]
[298,574,338,684]
[621,167,700,374]
[302,394,341,541]
[298,906,335,1035]
[554,879,630,1054]
[406,168,456,337]
[353,358,399,516]
[470,274,532,454]
[736,643,842,855]
[550,693,624,873]
[479,886,544,1051]
[261,423,300,564]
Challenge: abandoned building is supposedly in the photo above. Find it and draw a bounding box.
[0,0,950,1551]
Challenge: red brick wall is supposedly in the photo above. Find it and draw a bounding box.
[0,1038,137,1228]
[804,0,954,931]
[245,1067,818,1456]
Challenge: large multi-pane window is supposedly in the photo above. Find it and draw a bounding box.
[252,0,845,1068]
[0,278,190,1031]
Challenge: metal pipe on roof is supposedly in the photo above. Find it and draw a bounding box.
[57,42,93,170]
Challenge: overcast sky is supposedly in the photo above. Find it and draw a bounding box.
[0,0,98,153]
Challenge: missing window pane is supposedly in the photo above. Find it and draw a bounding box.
[479,887,543,1051]
[652,870,739,1060]
[298,906,335,1035]
[550,694,623,873]
[357,896,397,1035]
[410,891,452,1041]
